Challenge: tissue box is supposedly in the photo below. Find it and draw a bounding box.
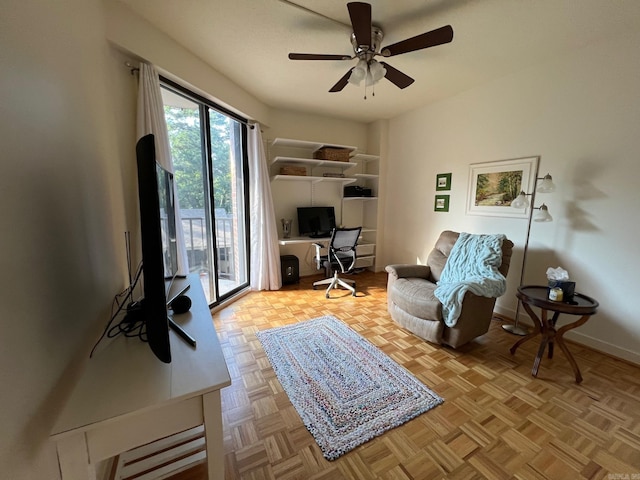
[548,280,575,300]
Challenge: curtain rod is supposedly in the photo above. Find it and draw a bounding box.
[126,62,257,129]
[124,61,139,75]
[160,75,256,128]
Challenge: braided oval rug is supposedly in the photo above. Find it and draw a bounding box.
[255,315,443,460]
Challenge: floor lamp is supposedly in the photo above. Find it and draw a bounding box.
[502,168,556,336]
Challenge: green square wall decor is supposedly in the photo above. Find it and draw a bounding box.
[435,195,450,212]
[436,173,452,191]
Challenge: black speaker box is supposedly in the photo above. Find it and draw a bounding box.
[280,255,299,285]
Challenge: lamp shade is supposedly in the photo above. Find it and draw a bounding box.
[534,203,553,222]
[511,192,529,209]
[366,60,386,86]
[537,173,556,193]
[349,59,386,87]
[348,59,367,85]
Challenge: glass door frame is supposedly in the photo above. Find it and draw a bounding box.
[161,77,251,307]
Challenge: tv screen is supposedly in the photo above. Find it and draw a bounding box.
[136,134,176,363]
[297,206,336,238]
[157,163,178,279]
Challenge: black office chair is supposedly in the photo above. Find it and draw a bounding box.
[312,227,362,298]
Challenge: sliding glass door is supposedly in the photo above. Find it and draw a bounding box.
[161,81,249,305]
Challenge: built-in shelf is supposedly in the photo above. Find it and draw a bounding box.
[353,173,379,180]
[271,138,358,153]
[272,156,358,170]
[350,153,380,163]
[342,196,378,202]
[355,256,375,268]
[270,137,380,274]
[271,174,357,184]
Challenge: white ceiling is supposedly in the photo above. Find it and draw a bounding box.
[119,0,640,123]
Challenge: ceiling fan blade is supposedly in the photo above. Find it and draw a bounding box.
[347,2,372,49]
[380,62,414,89]
[381,25,454,57]
[329,68,355,92]
[289,53,352,61]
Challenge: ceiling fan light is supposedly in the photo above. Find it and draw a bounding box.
[365,70,375,86]
[369,60,386,81]
[347,71,363,85]
[364,60,386,87]
[348,59,367,85]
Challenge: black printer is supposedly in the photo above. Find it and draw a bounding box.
[344,185,372,197]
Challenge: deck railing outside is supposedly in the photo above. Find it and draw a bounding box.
[180,209,235,280]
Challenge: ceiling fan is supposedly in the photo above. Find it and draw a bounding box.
[288,2,454,94]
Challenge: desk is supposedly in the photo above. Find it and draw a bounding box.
[50,274,231,479]
[278,236,330,245]
[510,285,599,383]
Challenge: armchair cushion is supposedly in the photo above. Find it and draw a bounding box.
[390,278,441,321]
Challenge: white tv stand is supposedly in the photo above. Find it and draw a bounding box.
[50,274,231,479]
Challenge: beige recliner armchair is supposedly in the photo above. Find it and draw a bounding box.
[385,230,513,348]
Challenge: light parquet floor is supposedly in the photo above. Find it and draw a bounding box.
[171,271,640,480]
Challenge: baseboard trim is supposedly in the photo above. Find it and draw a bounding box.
[494,306,640,366]
[562,330,640,365]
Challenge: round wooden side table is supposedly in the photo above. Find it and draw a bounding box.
[510,285,599,383]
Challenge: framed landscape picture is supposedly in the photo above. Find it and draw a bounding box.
[434,194,450,212]
[436,173,452,191]
[466,156,539,218]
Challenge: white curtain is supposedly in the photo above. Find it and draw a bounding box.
[248,124,282,290]
[136,63,189,276]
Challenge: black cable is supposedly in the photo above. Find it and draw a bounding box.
[125,231,133,306]
[89,262,144,358]
[107,315,146,340]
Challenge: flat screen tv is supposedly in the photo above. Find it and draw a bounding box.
[136,134,179,363]
[297,206,336,238]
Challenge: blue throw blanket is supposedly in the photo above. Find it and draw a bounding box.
[434,232,507,327]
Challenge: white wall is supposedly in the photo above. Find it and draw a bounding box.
[383,31,640,364]
[105,0,270,125]
[265,109,369,148]
[0,1,128,478]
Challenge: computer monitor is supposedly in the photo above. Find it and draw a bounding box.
[297,206,336,238]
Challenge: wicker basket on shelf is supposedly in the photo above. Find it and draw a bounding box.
[313,147,351,162]
[279,166,307,176]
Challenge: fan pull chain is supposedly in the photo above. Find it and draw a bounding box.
[364,65,368,100]
[363,80,377,99]
[364,63,372,100]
